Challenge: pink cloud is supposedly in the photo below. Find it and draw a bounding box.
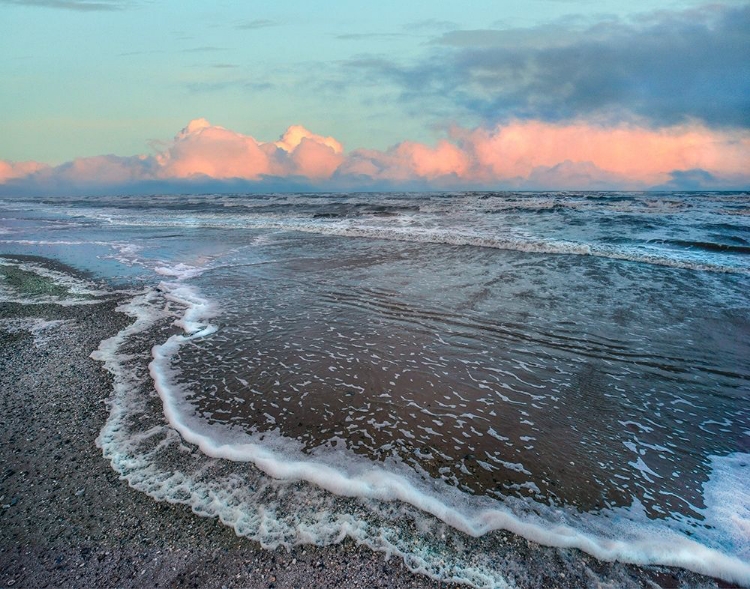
[287,137,345,179]
[337,120,749,188]
[0,160,49,183]
[454,121,750,186]
[274,125,343,155]
[155,119,273,180]
[342,139,471,182]
[1,118,748,191]
[59,155,154,184]
[151,119,346,181]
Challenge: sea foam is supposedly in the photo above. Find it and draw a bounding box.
[92,274,750,588]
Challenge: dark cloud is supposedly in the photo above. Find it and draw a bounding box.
[651,168,750,190]
[235,19,277,30]
[336,33,406,41]
[0,0,130,10]
[346,4,750,128]
[181,46,227,53]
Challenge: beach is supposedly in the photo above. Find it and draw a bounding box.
[0,283,561,589]
[0,285,452,589]
[1,0,748,583]
[0,253,741,589]
[1,189,748,589]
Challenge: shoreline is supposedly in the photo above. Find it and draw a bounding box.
[0,255,741,589]
[0,291,451,589]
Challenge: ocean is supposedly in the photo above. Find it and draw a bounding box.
[1,191,748,587]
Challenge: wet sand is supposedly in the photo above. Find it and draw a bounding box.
[0,257,739,589]
[0,295,456,589]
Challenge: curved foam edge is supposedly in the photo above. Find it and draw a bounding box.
[89,276,750,587]
[90,289,515,588]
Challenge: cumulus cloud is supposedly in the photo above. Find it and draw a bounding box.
[0,118,748,194]
[152,119,345,181]
[345,4,750,128]
[280,131,345,179]
[155,119,272,180]
[452,120,750,186]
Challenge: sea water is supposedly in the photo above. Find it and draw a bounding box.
[1,192,748,587]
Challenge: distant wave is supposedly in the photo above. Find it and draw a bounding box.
[650,239,750,255]
[72,213,750,275]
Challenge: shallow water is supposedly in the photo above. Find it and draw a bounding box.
[1,191,748,587]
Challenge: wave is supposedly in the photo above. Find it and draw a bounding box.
[239,221,750,274]
[13,191,748,275]
[650,239,750,255]
[77,213,750,275]
[90,271,750,587]
[290,223,750,274]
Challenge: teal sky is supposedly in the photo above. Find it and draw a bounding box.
[1,0,747,164]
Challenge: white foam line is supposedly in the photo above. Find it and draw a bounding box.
[78,234,748,586]
[93,288,173,471]
[141,281,750,587]
[91,289,511,588]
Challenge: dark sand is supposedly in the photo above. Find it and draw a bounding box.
[0,257,739,589]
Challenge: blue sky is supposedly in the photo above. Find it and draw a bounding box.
[0,0,747,193]
[2,0,748,164]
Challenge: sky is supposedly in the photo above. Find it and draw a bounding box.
[0,0,748,193]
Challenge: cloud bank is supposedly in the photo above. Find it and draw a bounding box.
[0,118,748,194]
[345,4,750,129]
